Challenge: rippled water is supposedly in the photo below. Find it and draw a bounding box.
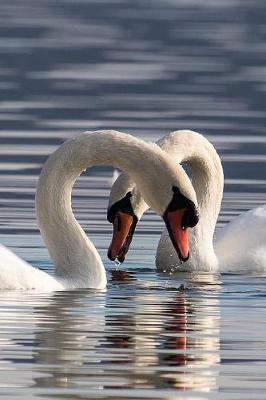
[0,0,266,398]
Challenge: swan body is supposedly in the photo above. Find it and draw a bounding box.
[155,130,223,272]
[0,130,198,290]
[0,244,63,290]
[109,130,223,272]
[109,130,266,272]
[215,205,266,272]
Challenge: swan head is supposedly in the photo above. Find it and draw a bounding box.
[107,166,199,263]
[107,191,138,262]
[162,185,199,262]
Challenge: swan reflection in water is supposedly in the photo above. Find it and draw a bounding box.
[106,271,220,392]
[0,272,220,396]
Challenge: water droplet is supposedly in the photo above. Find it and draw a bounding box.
[114,258,120,270]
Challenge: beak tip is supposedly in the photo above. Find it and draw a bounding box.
[179,252,189,263]
[107,248,116,261]
[118,254,125,263]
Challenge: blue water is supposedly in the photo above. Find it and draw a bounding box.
[0,0,266,398]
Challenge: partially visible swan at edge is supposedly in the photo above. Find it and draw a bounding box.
[108,130,266,272]
[0,130,199,290]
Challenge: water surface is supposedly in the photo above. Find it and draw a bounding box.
[0,0,266,399]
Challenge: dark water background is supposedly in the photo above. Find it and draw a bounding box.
[0,0,266,399]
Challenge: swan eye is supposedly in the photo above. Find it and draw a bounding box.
[164,186,199,229]
[182,208,199,229]
[107,191,133,223]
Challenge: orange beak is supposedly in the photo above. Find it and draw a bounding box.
[165,208,189,261]
[108,212,136,262]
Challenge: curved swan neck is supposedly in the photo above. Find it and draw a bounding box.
[36,130,185,287]
[157,130,224,241]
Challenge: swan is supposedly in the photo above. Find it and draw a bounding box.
[0,130,199,290]
[108,129,266,272]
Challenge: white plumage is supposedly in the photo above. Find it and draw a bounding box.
[110,130,266,273]
[0,130,197,290]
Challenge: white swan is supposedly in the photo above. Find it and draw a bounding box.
[0,130,199,290]
[108,130,266,272]
[215,205,266,272]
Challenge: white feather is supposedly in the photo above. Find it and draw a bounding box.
[110,130,266,273]
[0,130,197,290]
